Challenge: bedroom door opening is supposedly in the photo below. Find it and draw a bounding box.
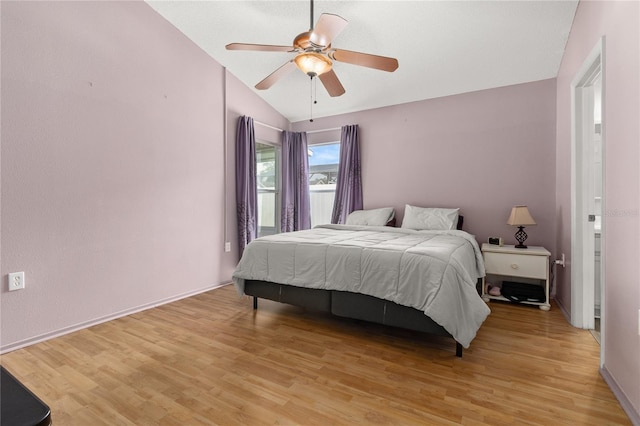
[571,38,605,360]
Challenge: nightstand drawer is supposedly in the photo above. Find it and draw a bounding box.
[483,252,547,279]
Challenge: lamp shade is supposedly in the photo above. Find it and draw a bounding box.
[294,52,332,76]
[507,206,536,226]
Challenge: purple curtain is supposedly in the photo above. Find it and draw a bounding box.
[331,124,363,224]
[236,116,257,254]
[281,131,311,232]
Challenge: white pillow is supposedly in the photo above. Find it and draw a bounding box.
[401,205,459,230]
[345,208,395,226]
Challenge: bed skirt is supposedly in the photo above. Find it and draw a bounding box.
[244,279,463,357]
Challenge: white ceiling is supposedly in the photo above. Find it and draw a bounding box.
[146,1,578,123]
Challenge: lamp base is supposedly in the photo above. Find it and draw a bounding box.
[514,226,528,249]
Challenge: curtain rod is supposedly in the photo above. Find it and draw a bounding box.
[254,120,341,135]
[253,120,284,132]
[306,127,341,134]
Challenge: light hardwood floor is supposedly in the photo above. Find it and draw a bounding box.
[1,284,630,425]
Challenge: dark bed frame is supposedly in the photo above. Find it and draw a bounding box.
[245,280,464,357]
[243,215,470,358]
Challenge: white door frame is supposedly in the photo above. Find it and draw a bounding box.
[570,37,605,362]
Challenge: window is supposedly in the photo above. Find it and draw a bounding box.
[308,142,340,227]
[256,142,279,237]
[256,140,339,235]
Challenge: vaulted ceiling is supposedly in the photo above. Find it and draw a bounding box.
[147,1,578,122]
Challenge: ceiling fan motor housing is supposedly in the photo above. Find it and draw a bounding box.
[293,32,326,51]
[293,32,312,50]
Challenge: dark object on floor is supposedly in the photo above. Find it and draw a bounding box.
[1,366,51,426]
[501,281,546,303]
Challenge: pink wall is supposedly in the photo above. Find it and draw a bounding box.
[293,79,558,253]
[0,1,286,350]
[555,1,640,419]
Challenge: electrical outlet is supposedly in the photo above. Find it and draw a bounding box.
[638,309,640,337]
[8,272,25,291]
[224,242,231,252]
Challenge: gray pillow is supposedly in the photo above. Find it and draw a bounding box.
[345,208,395,226]
[401,205,459,230]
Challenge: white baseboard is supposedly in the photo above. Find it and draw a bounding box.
[0,282,230,354]
[601,366,640,426]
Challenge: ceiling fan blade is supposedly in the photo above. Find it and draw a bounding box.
[255,60,297,90]
[329,49,399,72]
[226,43,293,52]
[310,13,348,47]
[318,69,345,97]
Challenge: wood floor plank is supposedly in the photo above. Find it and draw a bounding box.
[0,284,631,425]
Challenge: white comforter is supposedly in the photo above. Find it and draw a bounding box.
[232,224,490,348]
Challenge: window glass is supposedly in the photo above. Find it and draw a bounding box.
[256,142,279,237]
[308,142,340,227]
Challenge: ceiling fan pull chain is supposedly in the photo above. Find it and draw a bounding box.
[309,75,314,122]
[314,76,318,105]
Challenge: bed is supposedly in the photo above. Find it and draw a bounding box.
[232,207,490,357]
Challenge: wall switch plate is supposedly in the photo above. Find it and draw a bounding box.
[224,242,231,253]
[638,309,640,337]
[8,272,25,291]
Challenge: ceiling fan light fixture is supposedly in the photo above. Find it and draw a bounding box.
[294,52,332,77]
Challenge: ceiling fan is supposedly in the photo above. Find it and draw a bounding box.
[225,0,399,97]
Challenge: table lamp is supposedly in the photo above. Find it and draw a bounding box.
[507,206,536,249]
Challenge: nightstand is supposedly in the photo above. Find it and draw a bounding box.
[481,243,551,311]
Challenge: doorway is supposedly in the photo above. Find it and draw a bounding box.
[592,75,603,343]
[571,38,605,361]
